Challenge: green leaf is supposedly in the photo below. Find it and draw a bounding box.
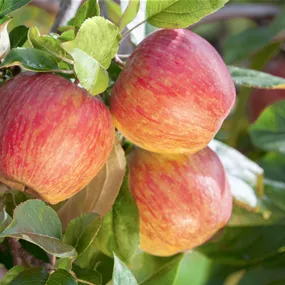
[260,153,285,184]
[73,264,102,285]
[0,266,24,285]
[209,140,263,211]
[105,0,122,24]
[229,66,285,89]
[0,48,60,72]
[0,16,11,60]
[75,0,100,31]
[28,26,70,62]
[224,5,285,63]
[9,25,28,48]
[10,267,49,285]
[0,0,32,18]
[146,0,228,28]
[237,267,285,285]
[72,48,109,95]
[138,254,183,285]
[113,254,138,285]
[0,203,11,233]
[46,269,77,285]
[62,213,101,257]
[62,16,121,69]
[198,225,285,265]
[249,101,285,153]
[118,0,140,32]
[56,258,73,271]
[60,30,75,42]
[0,199,77,258]
[3,191,30,217]
[94,169,140,264]
[59,140,126,229]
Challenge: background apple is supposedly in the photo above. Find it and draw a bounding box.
[111,29,236,154]
[128,146,232,257]
[247,57,285,123]
[0,72,114,204]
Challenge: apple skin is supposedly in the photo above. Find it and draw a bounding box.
[110,29,236,154]
[0,72,114,204]
[128,147,232,256]
[247,58,285,123]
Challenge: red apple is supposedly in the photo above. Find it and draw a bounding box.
[247,58,285,123]
[0,72,114,204]
[110,29,236,154]
[128,147,232,256]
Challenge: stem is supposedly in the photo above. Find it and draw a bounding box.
[55,55,74,65]
[117,54,131,59]
[121,19,148,42]
[76,278,95,285]
[114,55,125,67]
[51,255,56,266]
[55,69,74,75]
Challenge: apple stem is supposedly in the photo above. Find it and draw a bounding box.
[121,18,148,42]
[114,55,126,67]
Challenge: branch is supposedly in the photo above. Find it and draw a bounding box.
[50,0,82,33]
[192,4,280,27]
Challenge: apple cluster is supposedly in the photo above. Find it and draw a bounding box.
[0,28,236,257]
[110,29,236,256]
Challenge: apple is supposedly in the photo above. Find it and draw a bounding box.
[110,29,236,154]
[0,72,114,204]
[247,58,285,123]
[128,147,232,256]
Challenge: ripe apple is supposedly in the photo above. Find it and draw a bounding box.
[110,29,236,154]
[247,58,285,123]
[0,72,114,204]
[128,147,232,256]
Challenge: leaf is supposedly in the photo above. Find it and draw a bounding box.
[209,140,263,210]
[28,26,70,62]
[59,139,126,229]
[46,269,77,285]
[249,101,285,153]
[10,267,49,285]
[113,254,138,285]
[118,0,140,32]
[0,199,77,258]
[75,0,100,31]
[3,191,31,217]
[237,267,285,285]
[62,16,121,69]
[229,66,285,89]
[9,25,28,48]
[198,225,285,265]
[73,264,102,285]
[0,203,11,233]
[0,266,24,285]
[0,0,32,18]
[72,48,109,95]
[0,17,11,60]
[224,5,285,63]
[62,213,101,257]
[94,167,140,264]
[105,0,122,24]
[146,0,228,28]
[60,30,75,42]
[56,258,73,271]
[129,253,184,285]
[0,48,60,72]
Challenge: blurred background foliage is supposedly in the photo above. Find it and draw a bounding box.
[2,0,285,284]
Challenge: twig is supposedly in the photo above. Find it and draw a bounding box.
[50,0,82,33]
[114,55,125,67]
[117,54,131,59]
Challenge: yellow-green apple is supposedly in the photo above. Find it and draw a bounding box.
[247,58,285,123]
[128,147,232,256]
[110,29,236,154]
[0,72,114,204]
